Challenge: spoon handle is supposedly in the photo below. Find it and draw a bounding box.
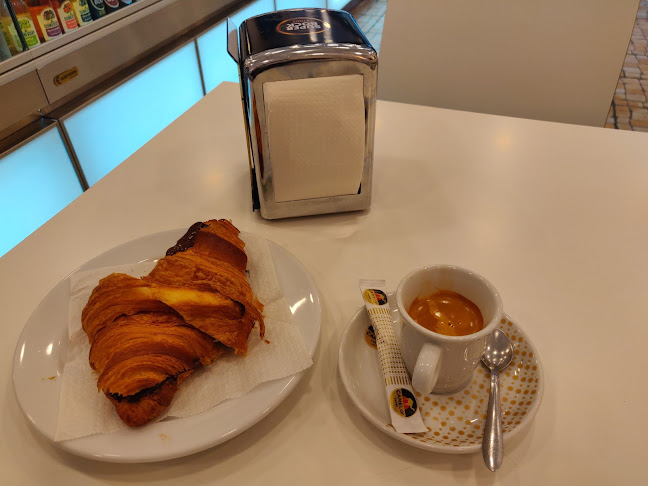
[482,371,503,471]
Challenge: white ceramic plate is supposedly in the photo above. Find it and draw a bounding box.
[12,229,321,463]
[338,294,543,454]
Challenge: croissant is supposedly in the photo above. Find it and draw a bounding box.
[81,220,264,426]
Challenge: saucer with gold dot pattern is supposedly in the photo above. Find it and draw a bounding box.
[338,294,544,454]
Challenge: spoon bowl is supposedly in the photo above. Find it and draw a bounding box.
[481,329,514,471]
[482,329,514,372]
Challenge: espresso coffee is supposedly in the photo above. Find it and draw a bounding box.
[407,290,483,336]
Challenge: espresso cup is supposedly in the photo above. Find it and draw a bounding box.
[396,265,503,395]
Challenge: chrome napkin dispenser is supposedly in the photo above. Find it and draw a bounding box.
[228,8,377,219]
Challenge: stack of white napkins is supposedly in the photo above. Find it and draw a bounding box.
[263,74,366,202]
[55,234,313,441]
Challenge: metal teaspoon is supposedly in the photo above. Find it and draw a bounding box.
[481,329,514,472]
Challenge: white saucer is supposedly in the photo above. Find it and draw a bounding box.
[338,295,544,454]
[12,229,321,463]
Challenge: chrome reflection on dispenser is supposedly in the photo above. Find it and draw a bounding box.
[229,8,378,220]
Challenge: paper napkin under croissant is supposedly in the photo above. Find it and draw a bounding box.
[55,234,313,441]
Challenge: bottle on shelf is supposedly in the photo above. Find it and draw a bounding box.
[0,22,12,60]
[102,0,117,14]
[50,0,77,33]
[69,0,91,26]
[87,0,104,20]
[0,0,23,53]
[118,0,131,7]
[10,0,40,48]
[26,0,62,42]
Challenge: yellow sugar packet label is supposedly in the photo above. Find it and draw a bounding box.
[359,279,427,434]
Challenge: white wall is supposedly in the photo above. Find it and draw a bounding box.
[378,0,640,127]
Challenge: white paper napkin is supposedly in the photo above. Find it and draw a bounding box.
[263,74,366,202]
[55,234,313,441]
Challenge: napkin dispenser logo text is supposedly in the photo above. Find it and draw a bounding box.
[276,17,329,35]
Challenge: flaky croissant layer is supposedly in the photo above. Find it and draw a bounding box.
[81,219,264,426]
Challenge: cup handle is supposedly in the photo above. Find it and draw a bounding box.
[411,343,442,395]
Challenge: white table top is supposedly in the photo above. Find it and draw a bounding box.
[1,82,647,484]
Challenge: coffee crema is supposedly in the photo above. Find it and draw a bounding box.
[407,290,484,336]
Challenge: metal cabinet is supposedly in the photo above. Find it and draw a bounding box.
[58,41,204,187]
[0,0,356,257]
[0,120,83,256]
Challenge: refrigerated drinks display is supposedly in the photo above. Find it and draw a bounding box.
[27,0,63,42]
[0,0,23,53]
[70,0,91,26]
[87,0,104,19]
[0,23,11,58]
[1,4,18,52]
[10,0,40,48]
[102,0,117,13]
[51,0,78,32]
[0,1,357,256]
